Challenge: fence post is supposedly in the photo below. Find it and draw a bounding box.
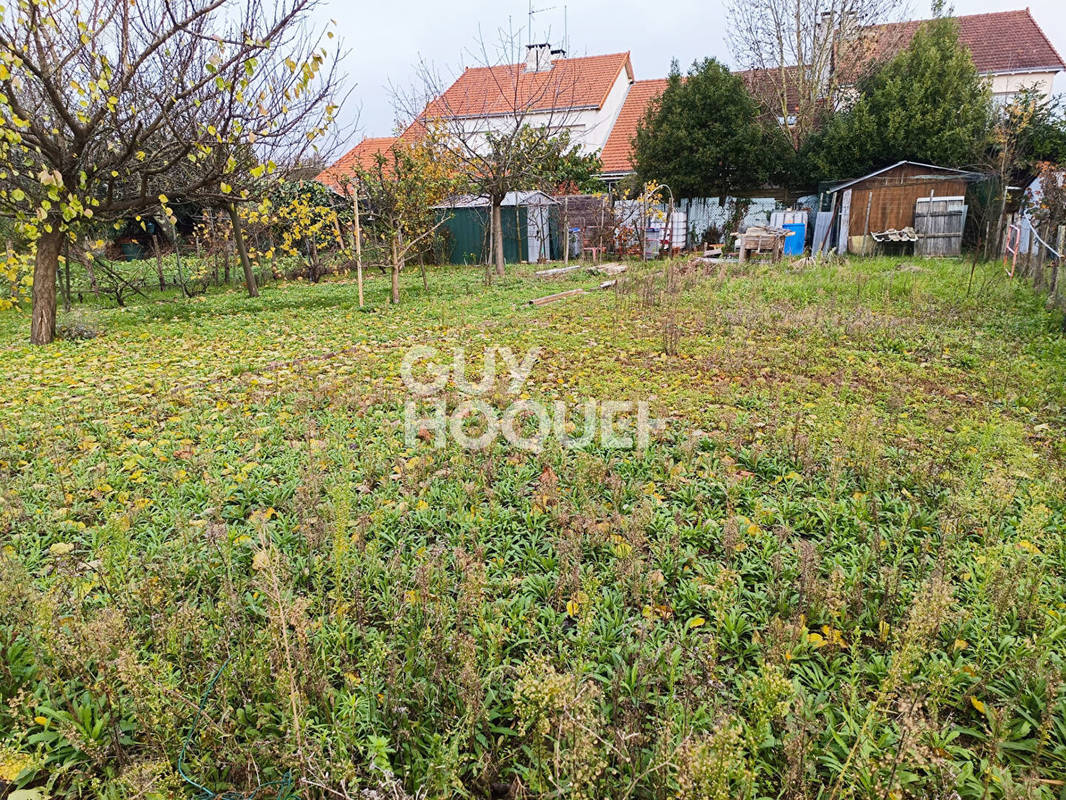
[1054,225,1065,306]
[563,196,570,266]
[1023,220,1033,281]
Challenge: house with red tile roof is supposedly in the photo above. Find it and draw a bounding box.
[858,9,1064,101]
[598,8,1064,179]
[422,47,634,145]
[316,137,397,193]
[320,9,1062,188]
[319,46,635,190]
[599,79,668,179]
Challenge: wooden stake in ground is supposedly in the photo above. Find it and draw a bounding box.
[352,188,364,308]
[152,233,165,291]
[390,235,401,304]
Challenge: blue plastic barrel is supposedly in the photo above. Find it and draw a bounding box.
[783,222,806,255]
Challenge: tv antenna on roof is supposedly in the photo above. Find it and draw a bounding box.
[527,0,557,42]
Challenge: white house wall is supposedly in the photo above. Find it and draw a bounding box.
[986,71,1057,100]
[585,70,633,153]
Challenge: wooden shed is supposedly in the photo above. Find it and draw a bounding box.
[816,161,984,256]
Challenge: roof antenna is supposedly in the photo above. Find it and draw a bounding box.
[564,2,568,52]
[527,0,557,44]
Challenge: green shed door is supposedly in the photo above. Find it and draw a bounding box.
[439,208,489,265]
[439,205,529,264]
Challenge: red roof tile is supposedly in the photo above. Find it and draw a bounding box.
[426,52,633,118]
[861,9,1065,75]
[315,137,397,191]
[599,79,668,174]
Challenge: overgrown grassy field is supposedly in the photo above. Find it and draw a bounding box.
[1,257,1065,799]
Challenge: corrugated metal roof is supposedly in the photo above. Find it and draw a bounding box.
[828,161,985,194]
[433,191,557,209]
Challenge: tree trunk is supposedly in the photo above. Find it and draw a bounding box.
[333,216,347,252]
[228,203,258,297]
[31,228,62,345]
[492,201,505,277]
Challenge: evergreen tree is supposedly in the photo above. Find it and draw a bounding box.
[634,59,784,199]
[807,18,992,181]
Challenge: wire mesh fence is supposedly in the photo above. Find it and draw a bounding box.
[1003,219,1065,311]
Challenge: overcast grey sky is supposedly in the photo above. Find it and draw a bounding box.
[313,0,1066,149]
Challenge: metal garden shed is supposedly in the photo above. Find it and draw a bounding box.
[815,162,986,256]
[434,191,559,265]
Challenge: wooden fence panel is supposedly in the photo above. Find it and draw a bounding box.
[837,189,852,254]
[914,197,967,256]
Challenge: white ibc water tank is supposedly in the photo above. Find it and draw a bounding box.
[667,210,687,249]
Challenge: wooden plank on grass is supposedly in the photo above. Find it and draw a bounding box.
[534,264,583,278]
[529,289,586,306]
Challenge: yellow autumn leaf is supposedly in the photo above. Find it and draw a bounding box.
[0,750,32,781]
[807,632,826,648]
[686,616,706,629]
[49,541,74,556]
[953,638,968,651]
[970,696,986,714]
[821,625,847,648]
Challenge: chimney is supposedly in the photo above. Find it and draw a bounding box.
[837,10,859,42]
[815,11,835,49]
[525,43,553,72]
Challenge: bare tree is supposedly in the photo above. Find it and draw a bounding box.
[353,133,463,304]
[397,28,591,276]
[0,0,342,344]
[727,0,907,150]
